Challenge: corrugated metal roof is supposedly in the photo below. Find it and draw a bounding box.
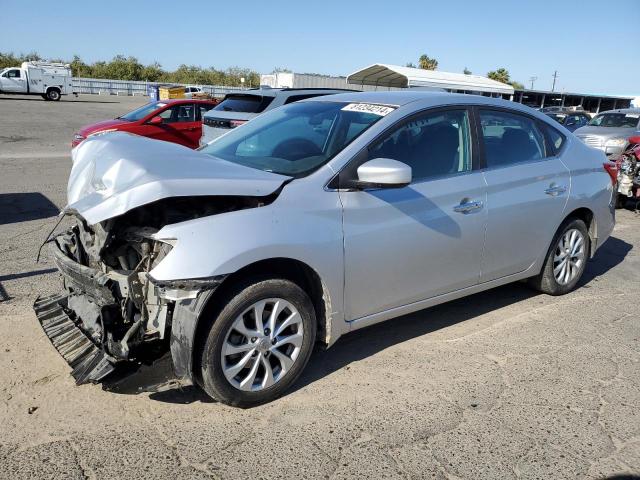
[347,64,515,95]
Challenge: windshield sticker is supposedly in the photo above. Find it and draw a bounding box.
[626,114,639,119]
[341,103,395,116]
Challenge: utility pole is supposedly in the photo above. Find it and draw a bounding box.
[529,76,538,90]
[551,70,559,92]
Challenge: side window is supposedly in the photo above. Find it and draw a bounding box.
[158,104,195,123]
[542,123,566,154]
[196,104,215,121]
[479,110,547,168]
[368,109,472,181]
[7,69,21,78]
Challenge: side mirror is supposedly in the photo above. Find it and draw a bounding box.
[355,158,412,189]
[148,116,163,125]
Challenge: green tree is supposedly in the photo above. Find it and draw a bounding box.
[487,68,511,84]
[463,67,472,75]
[405,62,417,68]
[418,54,438,71]
[0,51,261,86]
[487,68,524,89]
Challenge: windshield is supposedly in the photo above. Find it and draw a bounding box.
[589,113,640,128]
[213,94,273,113]
[119,101,166,121]
[200,101,393,177]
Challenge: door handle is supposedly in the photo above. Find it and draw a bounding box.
[544,185,567,196]
[453,200,483,214]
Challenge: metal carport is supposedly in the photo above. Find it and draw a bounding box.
[347,64,515,96]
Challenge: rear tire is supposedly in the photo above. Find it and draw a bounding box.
[199,278,316,408]
[46,88,61,101]
[615,194,626,209]
[529,218,590,295]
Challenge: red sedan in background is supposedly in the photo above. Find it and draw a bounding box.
[72,99,219,149]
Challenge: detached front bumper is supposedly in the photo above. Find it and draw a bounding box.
[33,241,120,384]
[33,294,115,384]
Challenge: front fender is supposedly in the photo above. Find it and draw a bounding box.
[154,183,346,371]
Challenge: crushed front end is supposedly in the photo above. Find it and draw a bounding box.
[34,204,226,385]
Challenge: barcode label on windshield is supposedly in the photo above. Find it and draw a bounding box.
[342,103,395,116]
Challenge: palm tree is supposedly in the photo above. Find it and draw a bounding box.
[418,54,438,71]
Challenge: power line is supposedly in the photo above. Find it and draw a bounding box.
[529,76,538,89]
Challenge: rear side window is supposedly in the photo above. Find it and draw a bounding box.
[196,104,215,120]
[541,122,566,154]
[214,95,274,113]
[479,110,547,168]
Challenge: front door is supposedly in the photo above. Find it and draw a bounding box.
[340,108,487,321]
[142,103,199,148]
[1,69,25,92]
[477,108,571,281]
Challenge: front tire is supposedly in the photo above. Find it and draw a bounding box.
[199,278,316,407]
[529,218,590,295]
[46,88,61,101]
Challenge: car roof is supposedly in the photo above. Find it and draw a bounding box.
[226,88,359,99]
[597,108,640,115]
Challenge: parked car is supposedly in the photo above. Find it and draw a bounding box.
[574,108,640,156]
[37,92,615,407]
[545,110,591,132]
[184,86,203,98]
[0,61,77,101]
[200,87,359,146]
[72,99,218,149]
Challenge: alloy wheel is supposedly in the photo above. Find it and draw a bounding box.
[553,228,585,285]
[221,298,304,391]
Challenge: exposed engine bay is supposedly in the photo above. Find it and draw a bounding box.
[616,141,640,201]
[35,195,271,384]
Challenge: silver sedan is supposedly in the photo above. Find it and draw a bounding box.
[37,91,616,407]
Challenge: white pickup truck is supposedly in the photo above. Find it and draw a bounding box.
[0,61,77,101]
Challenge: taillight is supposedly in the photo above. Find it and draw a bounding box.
[229,120,247,128]
[603,162,618,186]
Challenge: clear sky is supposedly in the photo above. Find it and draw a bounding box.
[1,0,639,95]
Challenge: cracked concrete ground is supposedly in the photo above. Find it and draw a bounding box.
[0,94,639,479]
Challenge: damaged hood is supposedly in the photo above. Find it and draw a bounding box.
[67,132,291,225]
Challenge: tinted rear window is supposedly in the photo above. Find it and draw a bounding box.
[214,95,274,114]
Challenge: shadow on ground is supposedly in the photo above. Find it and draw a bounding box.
[0,192,59,225]
[96,235,632,404]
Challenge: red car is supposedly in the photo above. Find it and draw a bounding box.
[72,99,218,149]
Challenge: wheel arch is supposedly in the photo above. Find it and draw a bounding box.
[563,207,596,257]
[184,257,332,386]
[46,86,61,99]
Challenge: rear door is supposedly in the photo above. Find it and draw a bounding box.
[478,108,570,282]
